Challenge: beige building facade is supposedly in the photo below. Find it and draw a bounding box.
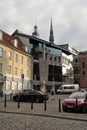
[0,30,32,94]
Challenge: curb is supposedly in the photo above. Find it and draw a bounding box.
[0,111,87,122]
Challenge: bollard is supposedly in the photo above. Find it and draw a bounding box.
[44,100,47,111]
[31,97,33,110]
[18,97,20,109]
[4,94,6,107]
[75,99,78,113]
[31,101,33,110]
[59,98,61,112]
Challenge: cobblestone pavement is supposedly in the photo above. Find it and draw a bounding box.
[0,113,87,130]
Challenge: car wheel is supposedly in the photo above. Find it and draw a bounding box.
[63,108,67,112]
[82,106,87,113]
[15,97,19,102]
[58,92,61,95]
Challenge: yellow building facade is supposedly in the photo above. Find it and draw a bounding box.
[0,30,33,94]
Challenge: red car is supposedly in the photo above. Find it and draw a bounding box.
[62,92,87,113]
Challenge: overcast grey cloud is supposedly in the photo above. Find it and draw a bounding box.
[0,0,87,51]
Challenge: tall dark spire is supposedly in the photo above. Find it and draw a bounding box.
[32,23,39,37]
[49,18,54,44]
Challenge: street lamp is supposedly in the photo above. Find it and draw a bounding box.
[34,74,36,90]
[52,76,55,90]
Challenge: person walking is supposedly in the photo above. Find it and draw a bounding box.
[51,88,55,100]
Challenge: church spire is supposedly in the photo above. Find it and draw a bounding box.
[49,18,54,44]
[32,23,39,37]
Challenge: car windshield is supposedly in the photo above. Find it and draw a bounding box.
[69,92,86,99]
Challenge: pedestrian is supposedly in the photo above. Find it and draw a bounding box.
[51,88,55,100]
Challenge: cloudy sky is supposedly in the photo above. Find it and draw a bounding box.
[0,0,87,51]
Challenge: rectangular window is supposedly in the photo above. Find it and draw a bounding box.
[15,54,18,63]
[21,56,23,64]
[82,62,85,68]
[26,58,29,66]
[50,57,52,61]
[8,65,11,74]
[0,63,2,73]
[54,56,57,61]
[83,71,85,76]
[26,70,29,77]
[14,39,18,47]
[15,67,18,76]
[0,48,3,57]
[6,81,11,90]
[8,51,12,60]
[58,57,61,62]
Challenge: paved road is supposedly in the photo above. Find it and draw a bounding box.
[0,113,87,130]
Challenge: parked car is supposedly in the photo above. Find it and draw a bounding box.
[13,89,49,103]
[80,88,87,92]
[62,91,87,113]
[57,84,79,94]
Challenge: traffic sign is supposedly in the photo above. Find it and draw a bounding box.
[21,74,24,80]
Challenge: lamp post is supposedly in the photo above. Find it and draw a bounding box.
[53,76,55,90]
[52,63,55,91]
[34,74,36,90]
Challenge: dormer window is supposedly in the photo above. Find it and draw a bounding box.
[14,39,18,47]
[25,46,28,52]
[22,45,28,52]
[0,31,3,40]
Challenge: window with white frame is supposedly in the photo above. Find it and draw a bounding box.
[26,70,29,77]
[15,53,18,63]
[6,81,11,90]
[15,67,18,76]
[25,46,28,52]
[21,56,23,64]
[8,65,11,74]
[14,39,18,47]
[0,48,3,57]
[8,51,12,60]
[26,58,29,66]
[0,63,2,73]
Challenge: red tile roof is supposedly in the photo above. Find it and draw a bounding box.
[0,30,29,55]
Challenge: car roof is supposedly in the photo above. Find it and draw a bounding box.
[22,89,44,94]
